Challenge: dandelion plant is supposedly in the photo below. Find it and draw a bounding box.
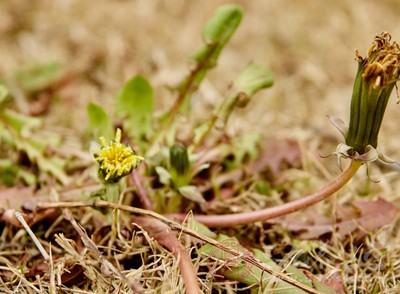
[169,32,400,227]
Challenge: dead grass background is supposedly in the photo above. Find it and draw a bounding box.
[1,0,400,140]
[1,0,400,293]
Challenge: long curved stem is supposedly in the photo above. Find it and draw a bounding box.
[167,160,362,227]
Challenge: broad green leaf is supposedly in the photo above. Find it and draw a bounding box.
[191,4,243,68]
[202,235,269,288]
[202,235,334,293]
[115,75,154,140]
[14,62,62,92]
[87,103,113,141]
[253,249,310,293]
[188,219,217,239]
[233,62,274,107]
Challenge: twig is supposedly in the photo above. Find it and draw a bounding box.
[37,200,322,293]
[62,208,145,294]
[134,217,200,294]
[167,160,362,227]
[14,211,50,261]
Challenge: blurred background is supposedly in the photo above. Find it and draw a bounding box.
[1,0,400,158]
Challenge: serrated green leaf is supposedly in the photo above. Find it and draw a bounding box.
[115,75,154,140]
[87,103,113,141]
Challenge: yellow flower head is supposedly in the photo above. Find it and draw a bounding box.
[92,128,144,182]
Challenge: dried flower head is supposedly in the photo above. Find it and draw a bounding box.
[347,32,400,154]
[92,128,144,183]
[330,32,400,168]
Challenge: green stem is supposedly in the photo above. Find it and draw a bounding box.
[166,160,362,227]
[105,183,120,203]
[192,94,238,151]
[150,43,220,152]
[166,193,182,214]
[105,182,121,235]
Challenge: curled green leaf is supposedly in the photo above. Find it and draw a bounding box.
[233,62,274,107]
[191,4,243,68]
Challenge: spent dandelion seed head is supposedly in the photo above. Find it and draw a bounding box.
[92,128,144,183]
[330,32,400,167]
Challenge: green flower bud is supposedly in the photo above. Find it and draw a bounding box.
[92,128,144,183]
[346,32,400,155]
[169,143,191,188]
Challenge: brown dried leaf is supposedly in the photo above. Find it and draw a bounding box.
[1,206,60,228]
[24,261,48,279]
[61,262,85,286]
[250,140,301,177]
[274,197,398,239]
[0,186,35,209]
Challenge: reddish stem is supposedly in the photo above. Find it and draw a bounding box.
[131,170,154,211]
[133,217,201,294]
[166,160,362,227]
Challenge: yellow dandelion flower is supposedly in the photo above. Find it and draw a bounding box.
[92,128,144,182]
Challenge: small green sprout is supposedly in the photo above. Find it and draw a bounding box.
[92,128,144,183]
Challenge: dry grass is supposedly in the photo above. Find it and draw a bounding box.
[1,0,400,293]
